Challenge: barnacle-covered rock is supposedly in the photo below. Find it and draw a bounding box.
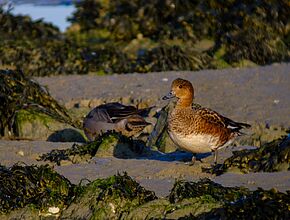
[61,173,157,219]
[205,135,290,175]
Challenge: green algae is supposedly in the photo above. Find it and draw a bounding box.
[194,188,290,219]
[1,163,289,219]
[0,69,81,137]
[204,135,290,175]
[169,178,250,204]
[126,196,222,219]
[0,163,74,214]
[1,1,289,76]
[39,131,146,165]
[61,173,157,219]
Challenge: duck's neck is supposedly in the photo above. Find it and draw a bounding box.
[176,97,193,108]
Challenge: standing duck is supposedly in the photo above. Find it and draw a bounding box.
[162,78,250,164]
[83,102,152,141]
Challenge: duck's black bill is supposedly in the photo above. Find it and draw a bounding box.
[162,91,175,100]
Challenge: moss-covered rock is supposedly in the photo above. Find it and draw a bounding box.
[2,0,289,76]
[169,178,250,204]
[126,196,222,219]
[0,69,80,137]
[194,188,290,219]
[0,163,74,215]
[237,123,288,147]
[204,135,290,175]
[14,110,84,141]
[61,173,157,219]
[0,164,289,219]
[40,131,146,165]
[169,179,290,219]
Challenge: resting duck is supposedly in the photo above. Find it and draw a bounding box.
[163,78,251,164]
[83,102,152,141]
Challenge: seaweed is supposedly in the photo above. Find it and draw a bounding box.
[170,179,290,219]
[0,69,81,137]
[0,163,74,214]
[69,0,203,41]
[204,135,290,175]
[169,178,250,204]
[1,1,289,76]
[61,172,157,219]
[193,188,290,219]
[135,45,211,72]
[39,131,145,165]
[0,6,60,41]
[0,164,289,219]
[69,0,290,69]
[0,39,89,76]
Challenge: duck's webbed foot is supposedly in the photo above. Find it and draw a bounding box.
[185,154,203,166]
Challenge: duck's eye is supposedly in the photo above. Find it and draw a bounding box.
[179,85,183,89]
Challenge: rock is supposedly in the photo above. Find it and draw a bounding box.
[61,173,157,219]
[47,128,86,143]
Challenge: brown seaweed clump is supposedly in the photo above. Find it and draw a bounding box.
[39,131,145,165]
[204,135,290,175]
[0,163,74,214]
[0,69,80,137]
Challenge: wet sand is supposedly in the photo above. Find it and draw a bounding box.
[1,63,290,196]
[0,140,289,197]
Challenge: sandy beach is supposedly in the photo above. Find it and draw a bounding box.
[1,63,290,197]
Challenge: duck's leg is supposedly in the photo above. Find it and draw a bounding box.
[191,154,196,165]
[212,149,218,165]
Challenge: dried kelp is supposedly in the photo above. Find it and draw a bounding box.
[0,163,74,214]
[61,172,157,219]
[204,135,290,175]
[0,69,81,136]
[169,179,290,219]
[39,131,145,165]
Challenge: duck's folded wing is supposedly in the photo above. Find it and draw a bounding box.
[197,108,250,131]
[101,102,153,120]
[99,102,137,120]
[86,107,112,123]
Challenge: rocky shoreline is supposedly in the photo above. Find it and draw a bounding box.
[1,63,290,219]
